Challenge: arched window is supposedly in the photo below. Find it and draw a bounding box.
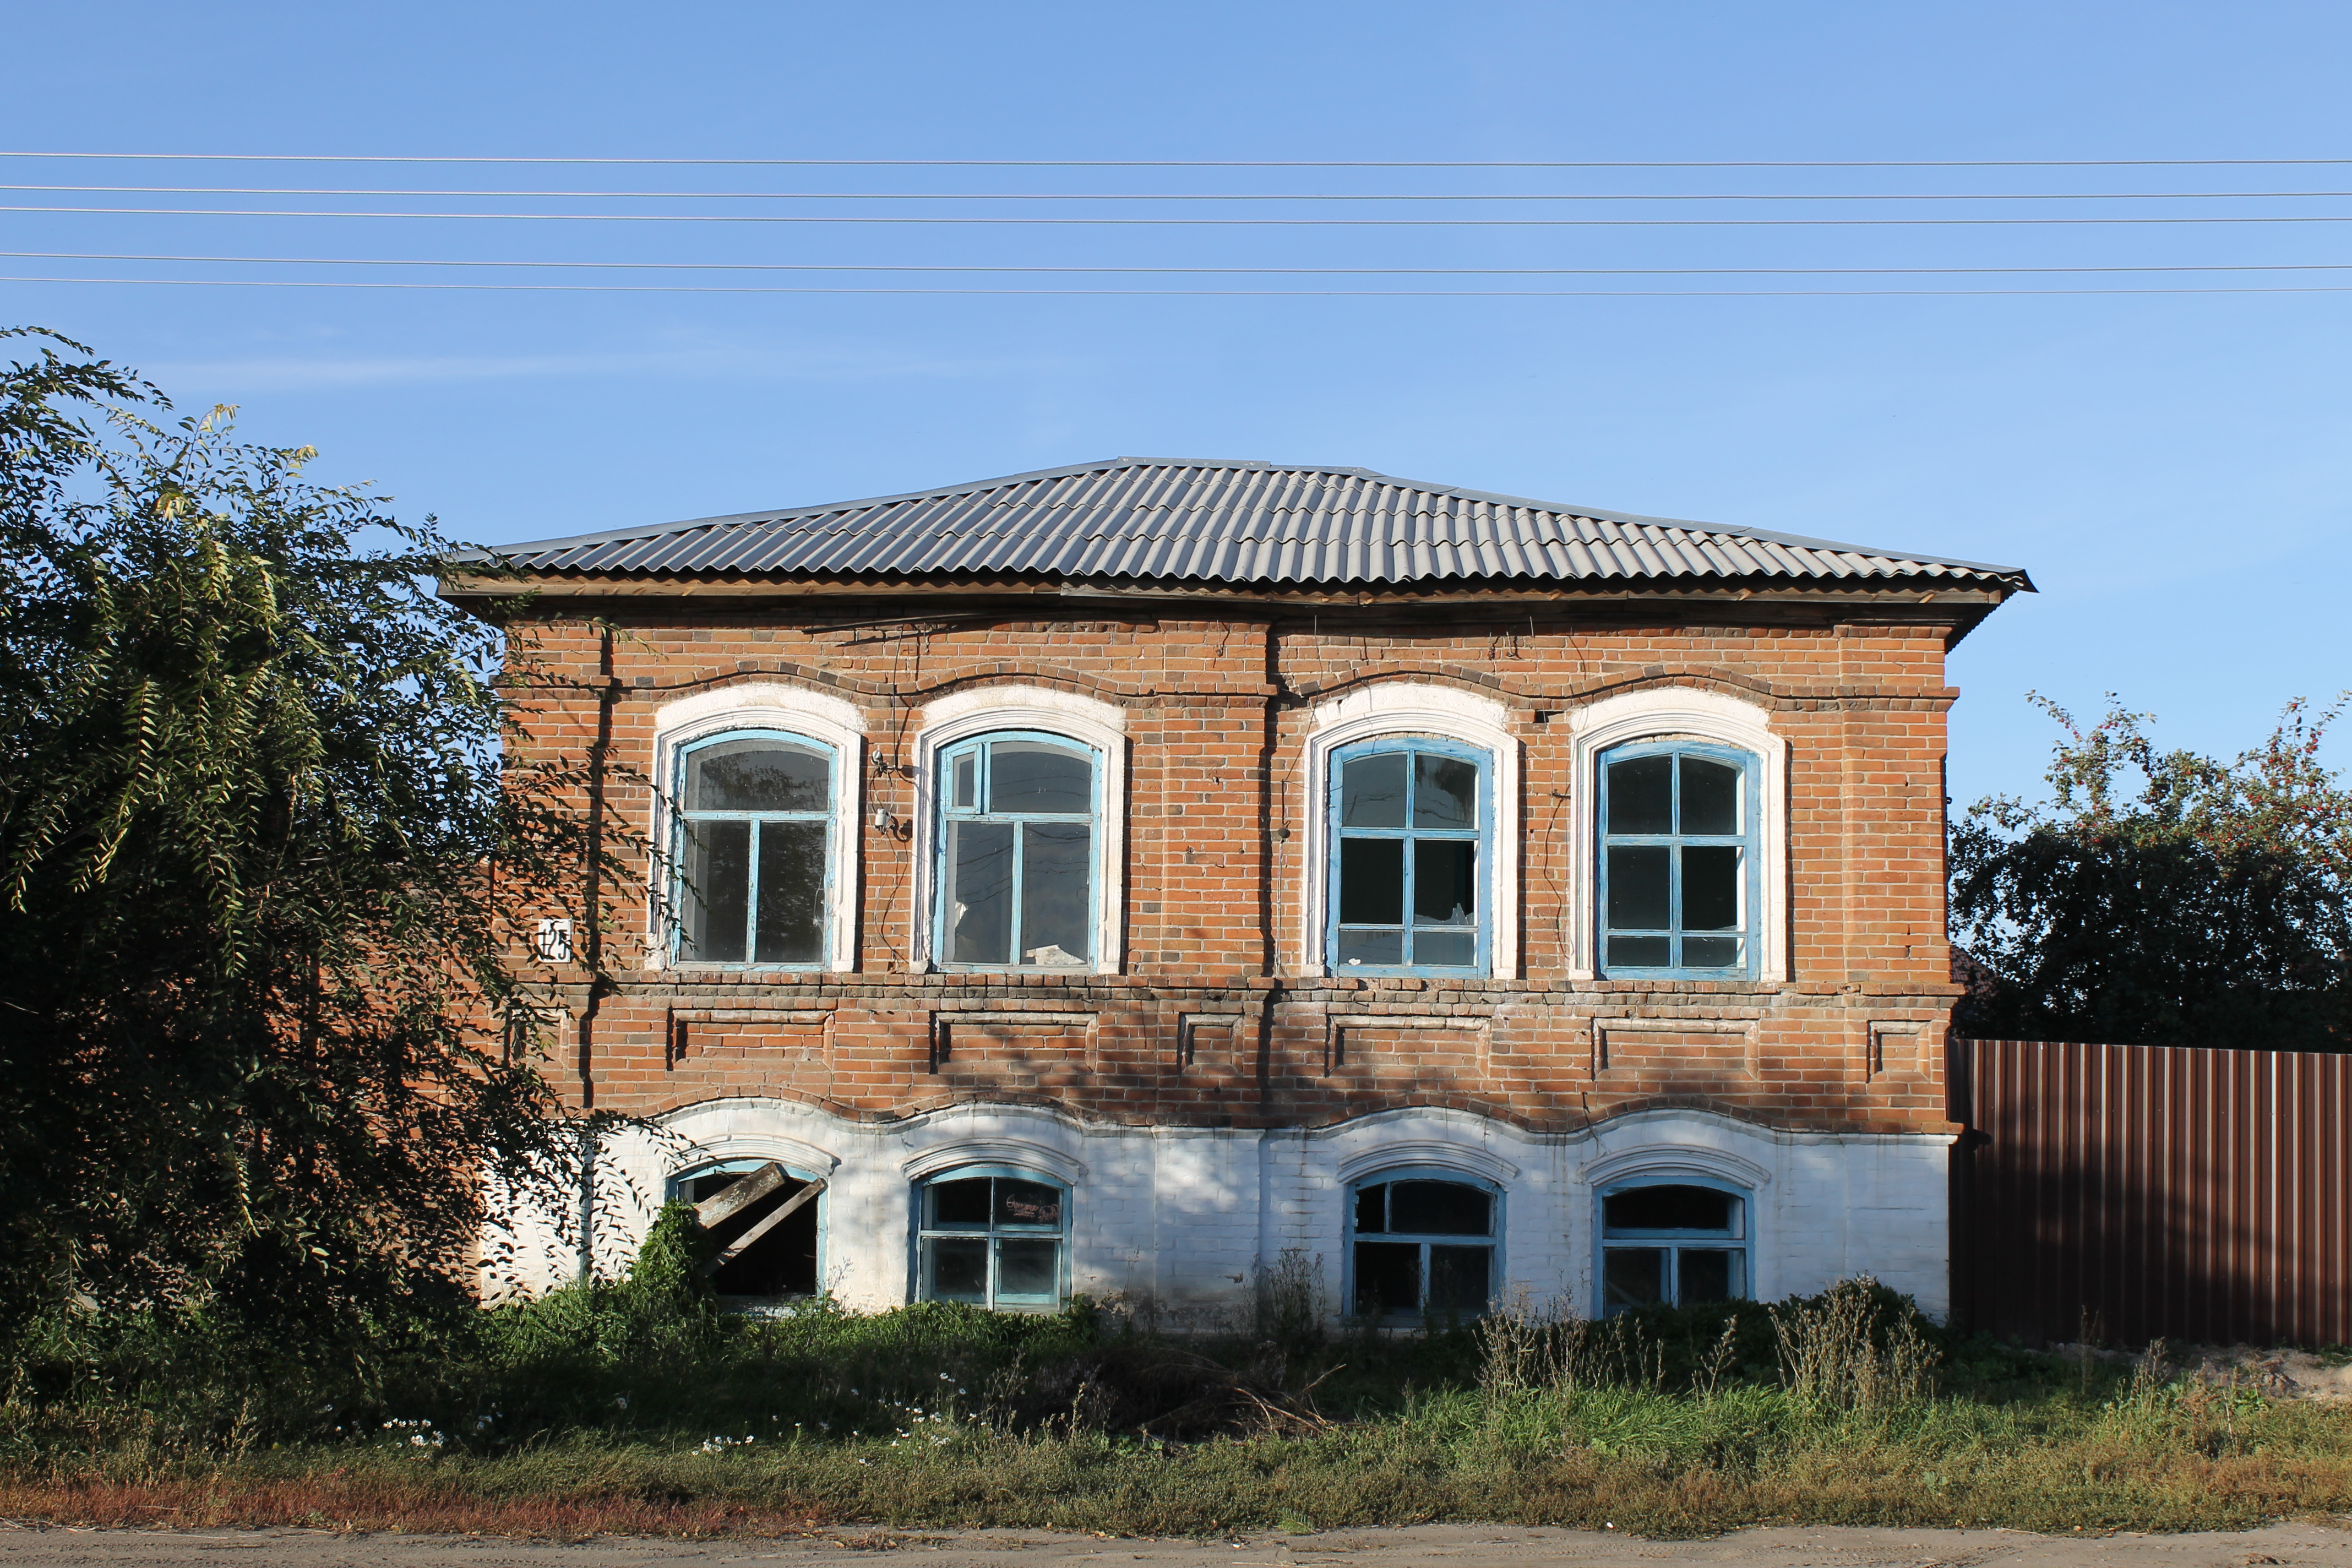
[674,1159,824,1300]
[1347,1172,1498,1319]
[1598,741,1757,977]
[1327,737,1491,974]
[1599,1182,1750,1313]
[914,1167,1069,1310]
[935,733,1099,970]
[674,732,835,966]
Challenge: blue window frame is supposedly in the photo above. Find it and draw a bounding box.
[1598,740,1758,978]
[1327,737,1490,975]
[673,731,835,967]
[934,731,1100,970]
[1345,1168,1500,1321]
[1597,1180,1751,1314]
[913,1166,1069,1310]
[1345,1170,1505,1316]
[672,1159,826,1301]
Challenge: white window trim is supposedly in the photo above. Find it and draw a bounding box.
[1336,1140,1521,1188]
[1300,683,1521,979]
[1567,687,1788,984]
[900,1137,1089,1185]
[648,682,867,973]
[910,684,1128,976]
[1578,1141,1774,1193]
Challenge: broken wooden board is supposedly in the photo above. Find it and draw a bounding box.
[704,1178,826,1276]
[690,1161,788,1229]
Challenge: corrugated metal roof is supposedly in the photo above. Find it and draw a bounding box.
[485,458,2032,592]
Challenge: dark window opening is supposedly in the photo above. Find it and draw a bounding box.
[1351,1177,1496,1319]
[682,1167,820,1299]
[1600,1182,1748,1314]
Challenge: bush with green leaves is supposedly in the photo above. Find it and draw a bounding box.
[0,328,617,1362]
[1951,693,2352,1049]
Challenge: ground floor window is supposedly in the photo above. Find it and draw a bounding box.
[1348,1173,1497,1320]
[915,1168,1068,1310]
[1599,1182,1749,1313]
[676,1161,823,1300]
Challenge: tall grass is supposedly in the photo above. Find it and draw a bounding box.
[7,1272,2352,1538]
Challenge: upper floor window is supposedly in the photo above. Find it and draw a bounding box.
[1599,1182,1750,1313]
[1327,737,1490,974]
[674,732,834,966]
[935,733,1098,970]
[1599,741,1756,978]
[914,1167,1068,1310]
[1349,1172,1498,1320]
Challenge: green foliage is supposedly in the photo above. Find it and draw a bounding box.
[0,328,616,1357]
[1950,693,2352,1049]
[7,1283,2345,1538]
[620,1204,718,1318]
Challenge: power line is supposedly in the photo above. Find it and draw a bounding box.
[10,274,2352,297]
[17,204,2352,227]
[15,250,2352,278]
[15,183,2352,202]
[7,151,2352,169]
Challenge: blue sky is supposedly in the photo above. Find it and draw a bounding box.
[5,1,2349,809]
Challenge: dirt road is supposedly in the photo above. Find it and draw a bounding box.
[3,1524,2347,1568]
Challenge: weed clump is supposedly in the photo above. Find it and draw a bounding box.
[5,1267,2346,1538]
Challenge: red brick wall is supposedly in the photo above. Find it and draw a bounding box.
[496,603,1961,1136]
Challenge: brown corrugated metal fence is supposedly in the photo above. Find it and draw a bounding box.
[1950,1038,2352,1348]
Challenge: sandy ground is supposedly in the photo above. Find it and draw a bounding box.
[4,1524,2350,1568]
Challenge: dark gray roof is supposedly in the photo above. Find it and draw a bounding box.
[486,458,2032,592]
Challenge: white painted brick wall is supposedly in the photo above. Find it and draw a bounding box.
[484,1101,1953,1320]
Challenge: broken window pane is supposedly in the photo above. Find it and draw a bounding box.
[684,1167,819,1297]
[1608,754,1673,834]
[1020,821,1092,965]
[1683,845,1741,932]
[1353,1242,1420,1316]
[1413,840,1476,925]
[754,820,827,964]
[1340,752,1408,827]
[1412,754,1478,829]
[948,821,1014,965]
[1354,1184,1388,1234]
[682,820,751,962]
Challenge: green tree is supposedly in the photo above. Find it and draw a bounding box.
[1949,694,2352,1049]
[0,328,609,1355]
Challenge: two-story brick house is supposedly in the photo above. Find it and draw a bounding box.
[449,457,2029,1321]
